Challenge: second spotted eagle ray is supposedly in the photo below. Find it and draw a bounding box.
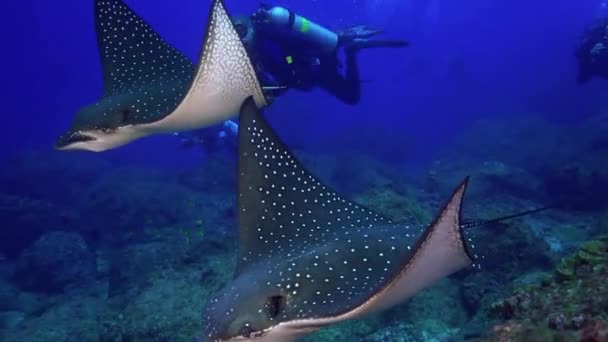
[201,97,548,341]
[56,0,266,152]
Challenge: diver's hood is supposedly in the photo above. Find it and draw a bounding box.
[232,15,255,47]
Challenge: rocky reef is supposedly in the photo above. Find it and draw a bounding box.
[1,111,607,341]
[476,235,608,341]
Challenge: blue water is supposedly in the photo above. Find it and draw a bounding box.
[1,0,608,341]
[3,0,606,165]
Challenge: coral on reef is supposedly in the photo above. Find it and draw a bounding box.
[78,166,234,246]
[355,186,432,225]
[477,236,608,341]
[13,231,97,294]
[458,218,555,314]
[1,294,103,342]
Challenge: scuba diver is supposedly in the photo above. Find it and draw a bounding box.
[178,4,408,152]
[575,18,608,84]
[175,120,239,153]
[234,4,409,104]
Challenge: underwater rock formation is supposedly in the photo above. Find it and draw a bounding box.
[541,162,608,212]
[355,186,432,225]
[13,231,96,293]
[438,115,563,172]
[78,165,235,245]
[424,159,544,204]
[477,236,608,341]
[0,194,80,258]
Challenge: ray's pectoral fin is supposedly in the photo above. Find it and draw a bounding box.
[405,177,473,283]
[378,178,474,311]
[173,0,268,126]
[95,0,194,97]
[235,96,391,273]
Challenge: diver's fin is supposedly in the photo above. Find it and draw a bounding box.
[460,206,552,229]
[341,25,385,39]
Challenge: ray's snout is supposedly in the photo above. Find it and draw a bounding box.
[55,130,96,149]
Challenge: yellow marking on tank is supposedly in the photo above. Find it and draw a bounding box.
[300,18,310,33]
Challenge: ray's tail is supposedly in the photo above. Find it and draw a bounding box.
[356,39,410,49]
[460,206,552,229]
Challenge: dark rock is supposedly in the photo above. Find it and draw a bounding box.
[0,311,25,330]
[477,236,608,340]
[0,281,19,311]
[0,194,80,258]
[13,231,96,293]
[541,163,608,212]
[107,241,184,299]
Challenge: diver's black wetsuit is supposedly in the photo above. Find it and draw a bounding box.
[576,19,608,83]
[232,5,409,105]
[253,31,361,104]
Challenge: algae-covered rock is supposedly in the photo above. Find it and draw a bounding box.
[555,256,577,281]
[554,236,608,282]
[100,273,208,342]
[478,235,608,341]
[355,187,431,225]
[581,239,608,256]
[1,294,103,342]
[0,311,25,330]
[107,241,180,298]
[13,231,97,294]
[101,253,233,342]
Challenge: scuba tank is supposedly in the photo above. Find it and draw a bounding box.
[261,6,339,54]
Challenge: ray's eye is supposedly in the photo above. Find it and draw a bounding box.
[266,295,286,319]
[239,323,255,338]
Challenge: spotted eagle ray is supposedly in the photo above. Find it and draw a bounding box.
[201,97,550,341]
[56,0,266,152]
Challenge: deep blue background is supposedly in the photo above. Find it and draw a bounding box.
[2,0,607,167]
